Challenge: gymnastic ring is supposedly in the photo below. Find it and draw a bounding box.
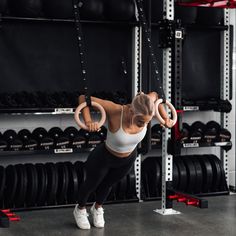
[74,101,106,130]
[155,99,177,127]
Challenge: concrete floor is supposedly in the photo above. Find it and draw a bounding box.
[1,195,236,236]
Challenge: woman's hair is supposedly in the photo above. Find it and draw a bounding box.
[131,94,155,117]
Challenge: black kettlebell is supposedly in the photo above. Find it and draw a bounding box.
[0,0,8,14]
[43,0,73,19]
[80,0,104,20]
[9,0,43,17]
[104,0,135,21]
[180,123,190,142]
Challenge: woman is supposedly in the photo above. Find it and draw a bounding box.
[73,92,173,229]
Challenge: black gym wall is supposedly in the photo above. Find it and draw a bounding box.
[0,21,133,99]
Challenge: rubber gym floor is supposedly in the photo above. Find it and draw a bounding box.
[0,194,235,236]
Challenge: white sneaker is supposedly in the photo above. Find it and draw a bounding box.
[73,204,91,230]
[90,203,105,228]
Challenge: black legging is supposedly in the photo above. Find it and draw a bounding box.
[78,143,137,206]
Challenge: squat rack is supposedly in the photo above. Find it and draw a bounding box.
[133,0,232,214]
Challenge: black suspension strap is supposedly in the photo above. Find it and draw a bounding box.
[135,0,166,102]
[73,0,91,107]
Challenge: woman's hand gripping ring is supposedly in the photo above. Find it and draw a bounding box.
[74,101,106,130]
[155,99,177,128]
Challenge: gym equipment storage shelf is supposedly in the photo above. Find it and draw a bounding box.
[152,22,228,31]
[0,148,95,157]
[0,108,75,115]
[1,16,139,27]
[151,141,232,151]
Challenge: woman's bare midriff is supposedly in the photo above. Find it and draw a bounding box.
[105,144,132,158]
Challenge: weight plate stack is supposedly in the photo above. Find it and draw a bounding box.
[4,165,18,208]
[35,163,48,206]
[191,156,203,194]
[45,163,58,206]
[206,155,222,192]
[64,161,79,204]
[182,156,197,194]
[173,161,179,190]
[14,164,28,208]
[175,156,188,192]
[56,162,69,205]
[197,155,213,193]
[210,155,229,192]
[24,163,38,207]
[0,166,6,208]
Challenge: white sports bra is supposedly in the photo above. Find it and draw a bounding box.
[105,106,147,153]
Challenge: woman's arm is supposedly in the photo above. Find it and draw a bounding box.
[78,95,119,131]
[147,92,173,128]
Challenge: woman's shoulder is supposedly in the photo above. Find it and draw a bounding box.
[108,103,123,116]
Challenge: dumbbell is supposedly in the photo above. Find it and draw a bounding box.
[0,133,8,151]
[80,0,104,20]
[32,127,54,150]
[179,123,190,142]
[18,129,38,150]
[29,92,44,108]
[216,99,232,113]
[36,92,57,108]
[87,126,107,148]
[218,128,231,142]
[0,93,18,108]
[99,126,107,142]
[9,0,43,17]
[56,91,71,107]
[13,92,43,108]
[3,130,23,151]
[68,91,80,108]
[50,92,69,108]
[151,124,162,145]
[64,127,86,149]
[189,121,205,142]
[12,92,30,108]
[48,127,70,149]
[43,0,73,19]
[204,121,220,142]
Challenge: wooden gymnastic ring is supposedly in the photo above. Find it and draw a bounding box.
[74,101,106,130]
[155,99,177,127]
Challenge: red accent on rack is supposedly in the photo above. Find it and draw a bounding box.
[0,209,21,227]
[174,110,184,141]
[168,193,201,207]
[177,0,236,8]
